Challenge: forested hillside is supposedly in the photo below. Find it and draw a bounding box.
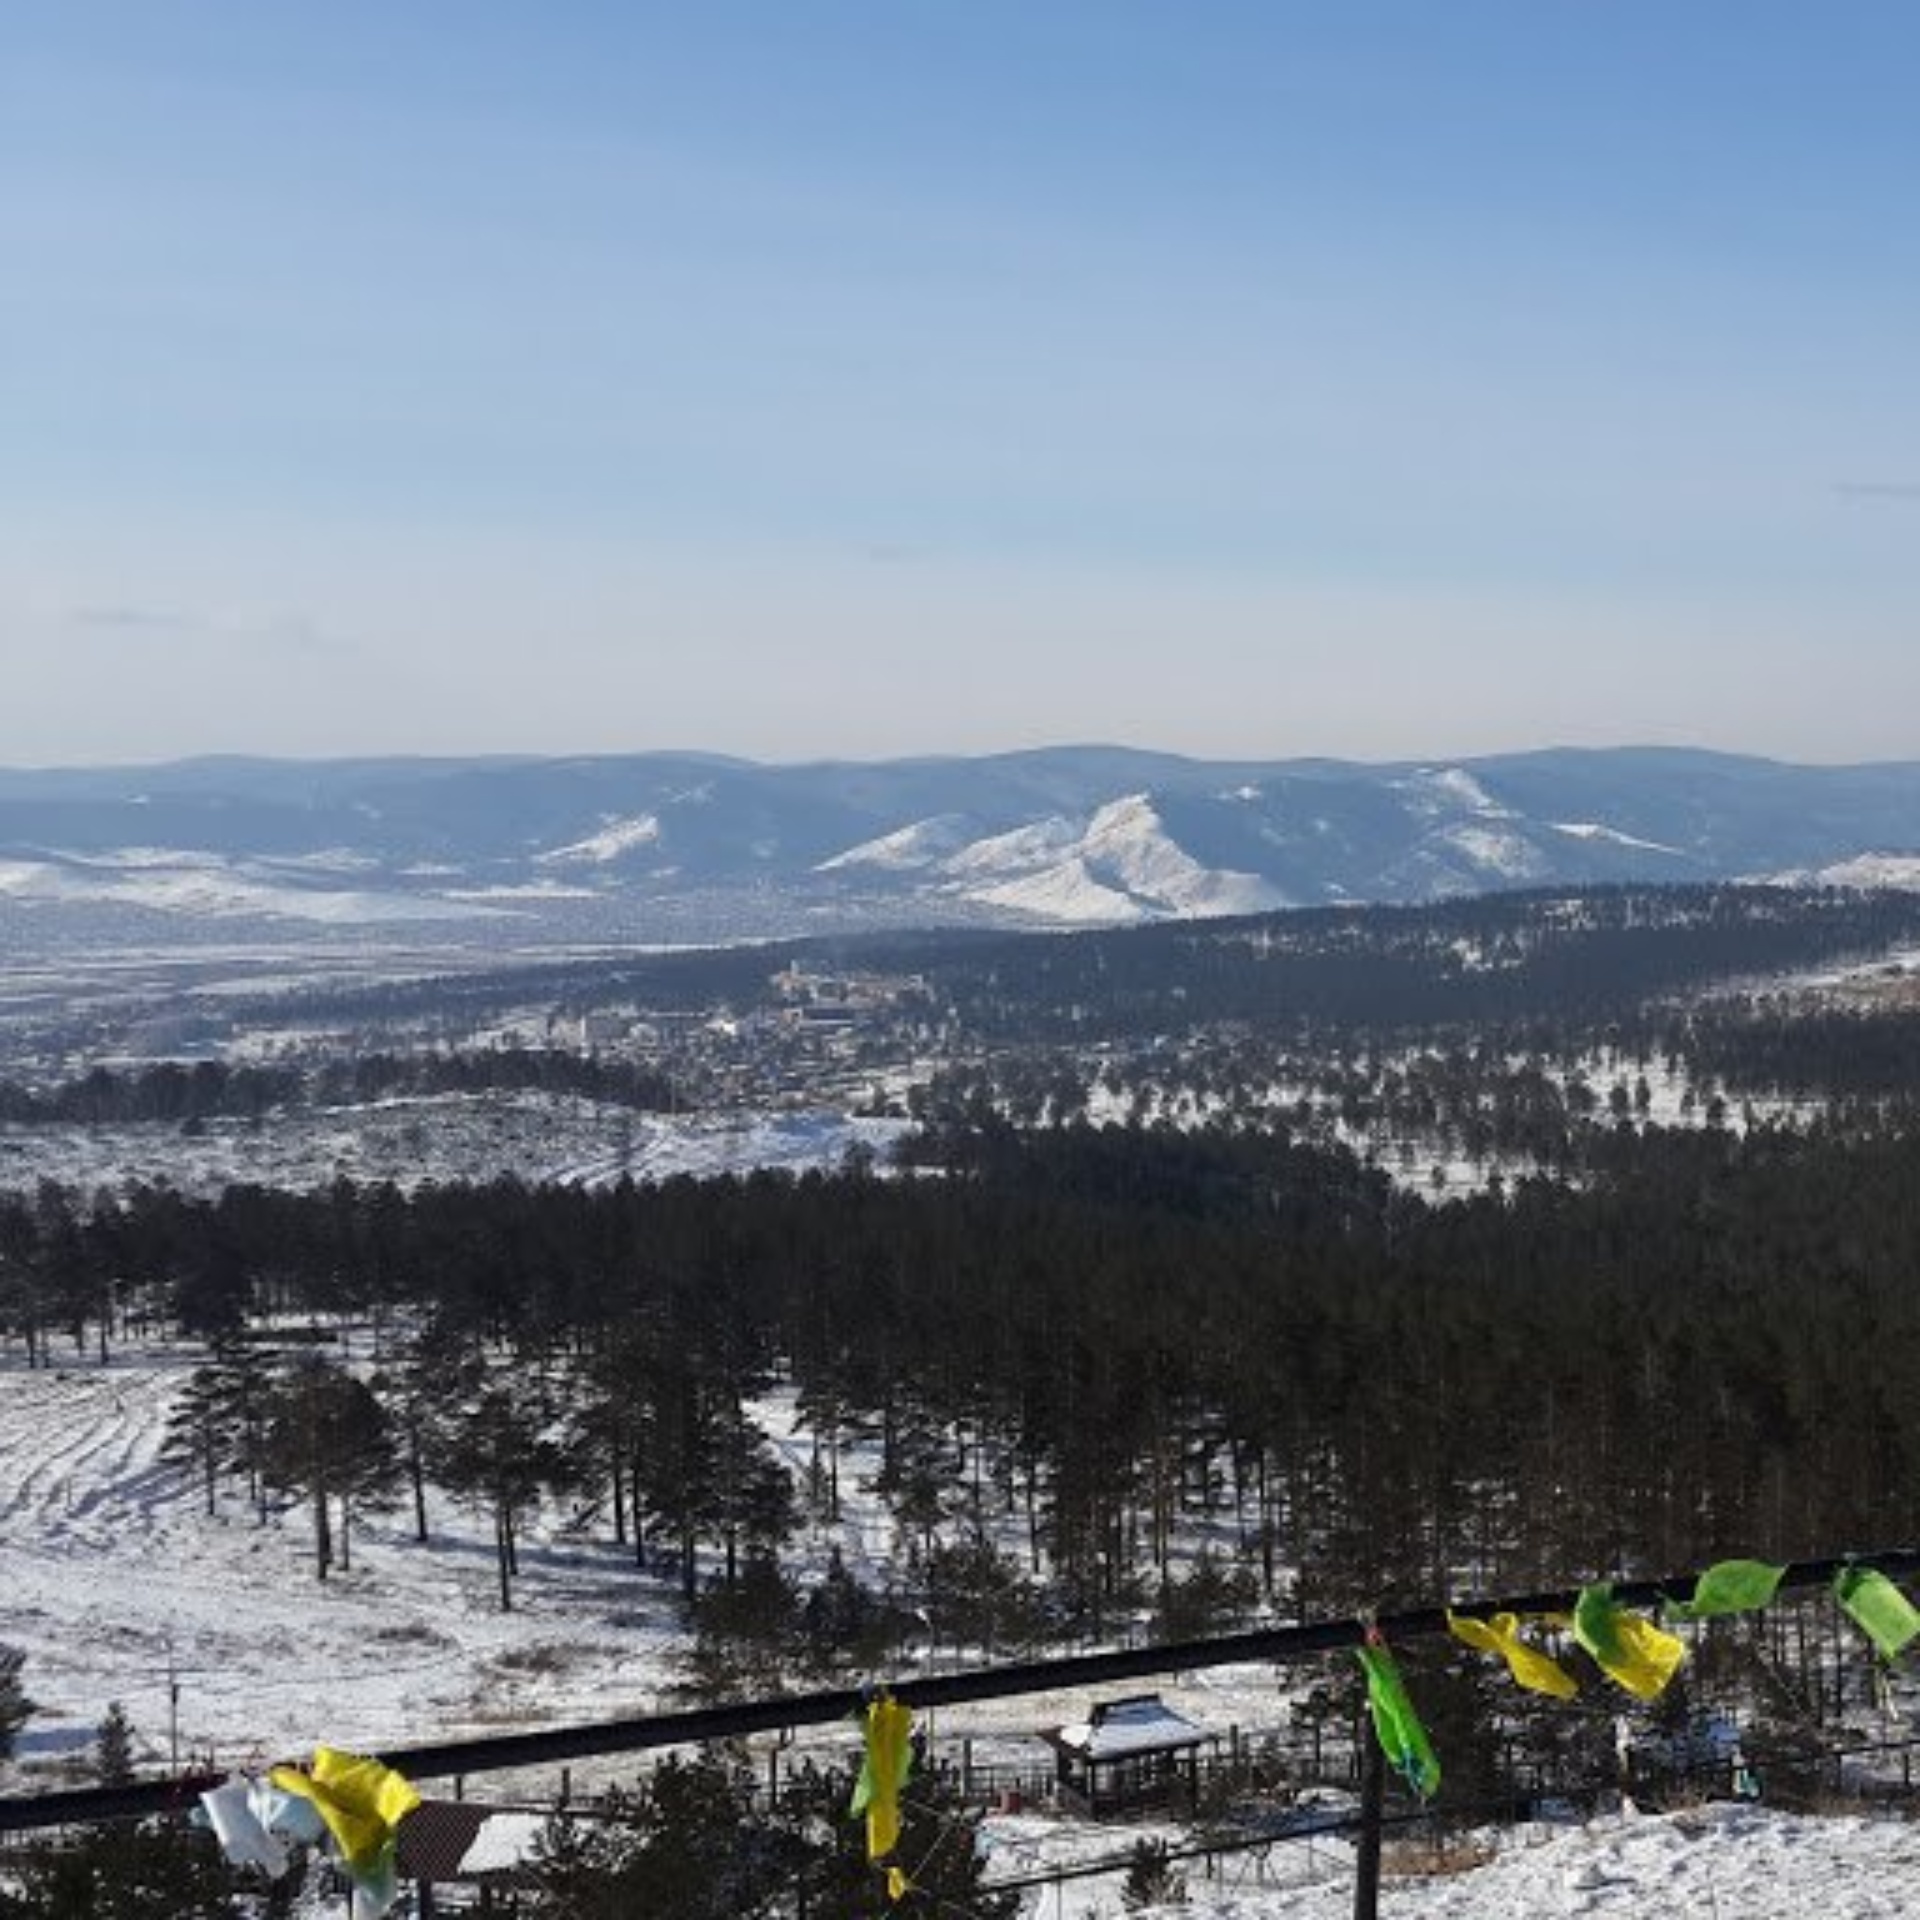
[8,1114,1920,1645]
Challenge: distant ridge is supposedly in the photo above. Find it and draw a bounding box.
[1,744,1918,945]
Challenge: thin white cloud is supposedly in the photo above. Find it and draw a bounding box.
[61,604,348,656]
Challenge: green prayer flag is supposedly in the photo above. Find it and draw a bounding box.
[1355,1643,1440,1800]
[1666,1559,1787,1622]
[1573,1583,1685,1700]
[1835,1566,1920,1663]
[1574,1583,1625,1666]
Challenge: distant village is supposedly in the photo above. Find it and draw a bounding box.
[469,963,941,1113]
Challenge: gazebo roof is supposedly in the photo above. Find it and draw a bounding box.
[397,1801,544,1884]
[1047,1694,1208,1762]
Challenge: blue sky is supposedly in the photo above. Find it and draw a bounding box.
[5,3,1917,765]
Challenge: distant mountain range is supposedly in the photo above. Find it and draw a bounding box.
[2,745,1919,945]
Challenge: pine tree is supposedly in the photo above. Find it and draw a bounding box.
[525,1754,796,1920]
[94,1700,136,1786]
[783,1761,1020,1920]
[438,1371,567,1611]
[370,1314,470,1543]
[256,1355,402,1580]
[1122,1837,1188,1910]
[0,1818,234,1917]
[160,1339,272,1519]
[0,1644,33,1763]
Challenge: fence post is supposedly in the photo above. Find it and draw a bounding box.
[1353,1732,1384,1920]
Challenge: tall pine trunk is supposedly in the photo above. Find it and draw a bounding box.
[409,1426,429,1543]
[314,1469,333,1581]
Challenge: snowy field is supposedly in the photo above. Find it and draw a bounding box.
[0,1345,685,1778]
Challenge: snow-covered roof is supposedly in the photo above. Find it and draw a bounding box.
[397,1803,545,1883]
[1049,1694,1208,1761]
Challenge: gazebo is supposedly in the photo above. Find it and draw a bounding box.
[1043,1694,1209,1817]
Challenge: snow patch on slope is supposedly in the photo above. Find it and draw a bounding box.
[1772,851,1920,891]
[943,815,1084,879]
[536,814,662,864]
[815,814,976,874]
[969,859,1152,925]
[1441,824,1550,880]
[0,854,498,924]
[1550,820,1686,856]
[1406,766,1512,817]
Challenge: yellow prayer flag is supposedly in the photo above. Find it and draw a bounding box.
[268,1746,421,1878]
[1600,1612,1686,1700]
[848,1694,915,1864]
[1447,1610,1579,1700]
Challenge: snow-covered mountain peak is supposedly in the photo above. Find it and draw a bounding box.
[932,792,1285,925]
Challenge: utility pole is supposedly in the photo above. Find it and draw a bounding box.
[166,1642,180,1773]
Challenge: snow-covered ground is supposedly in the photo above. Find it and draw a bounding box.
[0,1345,684,1779]
[1098,1803,1920,1916]
[0,1345,1157,1785]
[549,1110,915,1188]
[0,1095,914,1200]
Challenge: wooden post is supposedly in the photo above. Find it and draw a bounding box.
[1353,1730,1384,1920]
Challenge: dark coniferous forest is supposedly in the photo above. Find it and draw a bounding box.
[7,883,1920,1645]
[9,1106,1920,1629]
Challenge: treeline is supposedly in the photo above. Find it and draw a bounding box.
[0,1047,677,1127]
[10,1117,1920,1638]
[1646,999,1920,1101]
[913,885,1920,1045]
